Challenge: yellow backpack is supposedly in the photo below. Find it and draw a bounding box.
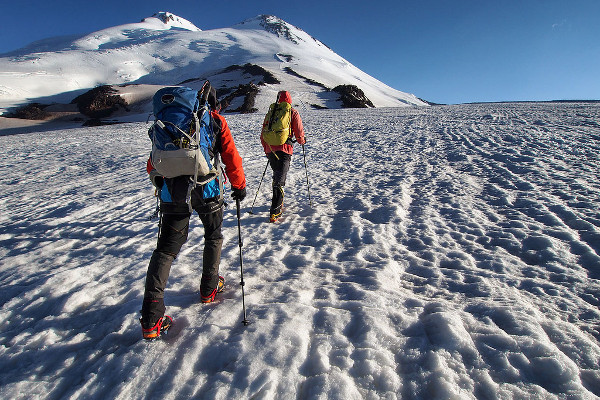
[261,102,292,145]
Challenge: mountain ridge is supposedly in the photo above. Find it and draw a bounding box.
[0,12,427,127]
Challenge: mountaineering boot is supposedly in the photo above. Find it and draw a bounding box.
[140,250,175,340]
[270,210,283,223]
[201,276,225,303]
[140,315,173,340]
[270,184,284,222]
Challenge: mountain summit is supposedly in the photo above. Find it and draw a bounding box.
[142,12,202,31]
[235,15,320,45]
[0,13,426,123]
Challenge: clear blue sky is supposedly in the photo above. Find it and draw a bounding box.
[1,0,598,104]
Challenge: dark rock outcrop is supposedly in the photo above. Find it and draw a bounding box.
[71,85,129,118]
[259,15,302,44]
[221,83,260,113]
[283,67,329,90]
[6,103,50,120]
[223,64,280,85]
[333,85,374,108]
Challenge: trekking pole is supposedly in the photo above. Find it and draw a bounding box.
[149,191,160,220]
[236,199,250,326]
[248,160,270,214]
[301,144,313,208]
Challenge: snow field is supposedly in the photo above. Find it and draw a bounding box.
[0,103,599,399]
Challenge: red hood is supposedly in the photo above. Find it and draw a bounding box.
[277,91,292,104]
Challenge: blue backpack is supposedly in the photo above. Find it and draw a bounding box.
[148,83,221,199]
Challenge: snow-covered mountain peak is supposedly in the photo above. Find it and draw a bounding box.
[234,15,308,45]
[66,11,201,51]
[142,12,201,31]
[258,15,302,43]
[0,12,428,122]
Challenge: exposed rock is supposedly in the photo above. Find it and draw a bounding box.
[152,12,176,24]
[418,97,443,106]
[223,64,280,85]
[179,64,278,110]
[259,15,302,44]
[6,103,50,120]
[221,83,260,114]
[71,85,129,118]
[283,67,329,90]
[277,53,294,62]
[332,85,374,108]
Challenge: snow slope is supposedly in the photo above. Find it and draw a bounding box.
[0,13,426,115]
[1,103,599,399]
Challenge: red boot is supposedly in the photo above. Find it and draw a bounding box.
[201,276,225,303]
[140,315,173,340]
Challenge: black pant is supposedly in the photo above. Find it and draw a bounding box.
[267,151,291,215]
[141,204,223,326]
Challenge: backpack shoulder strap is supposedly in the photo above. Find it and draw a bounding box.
[210,113,222,152]
[266,102,278,130]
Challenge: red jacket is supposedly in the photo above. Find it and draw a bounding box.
[147,110,246,190]
[261,91,305,155]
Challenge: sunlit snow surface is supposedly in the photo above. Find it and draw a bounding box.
[1,103,599,399]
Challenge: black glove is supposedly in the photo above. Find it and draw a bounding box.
[149,171,164,189]
[231,187,247,201]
